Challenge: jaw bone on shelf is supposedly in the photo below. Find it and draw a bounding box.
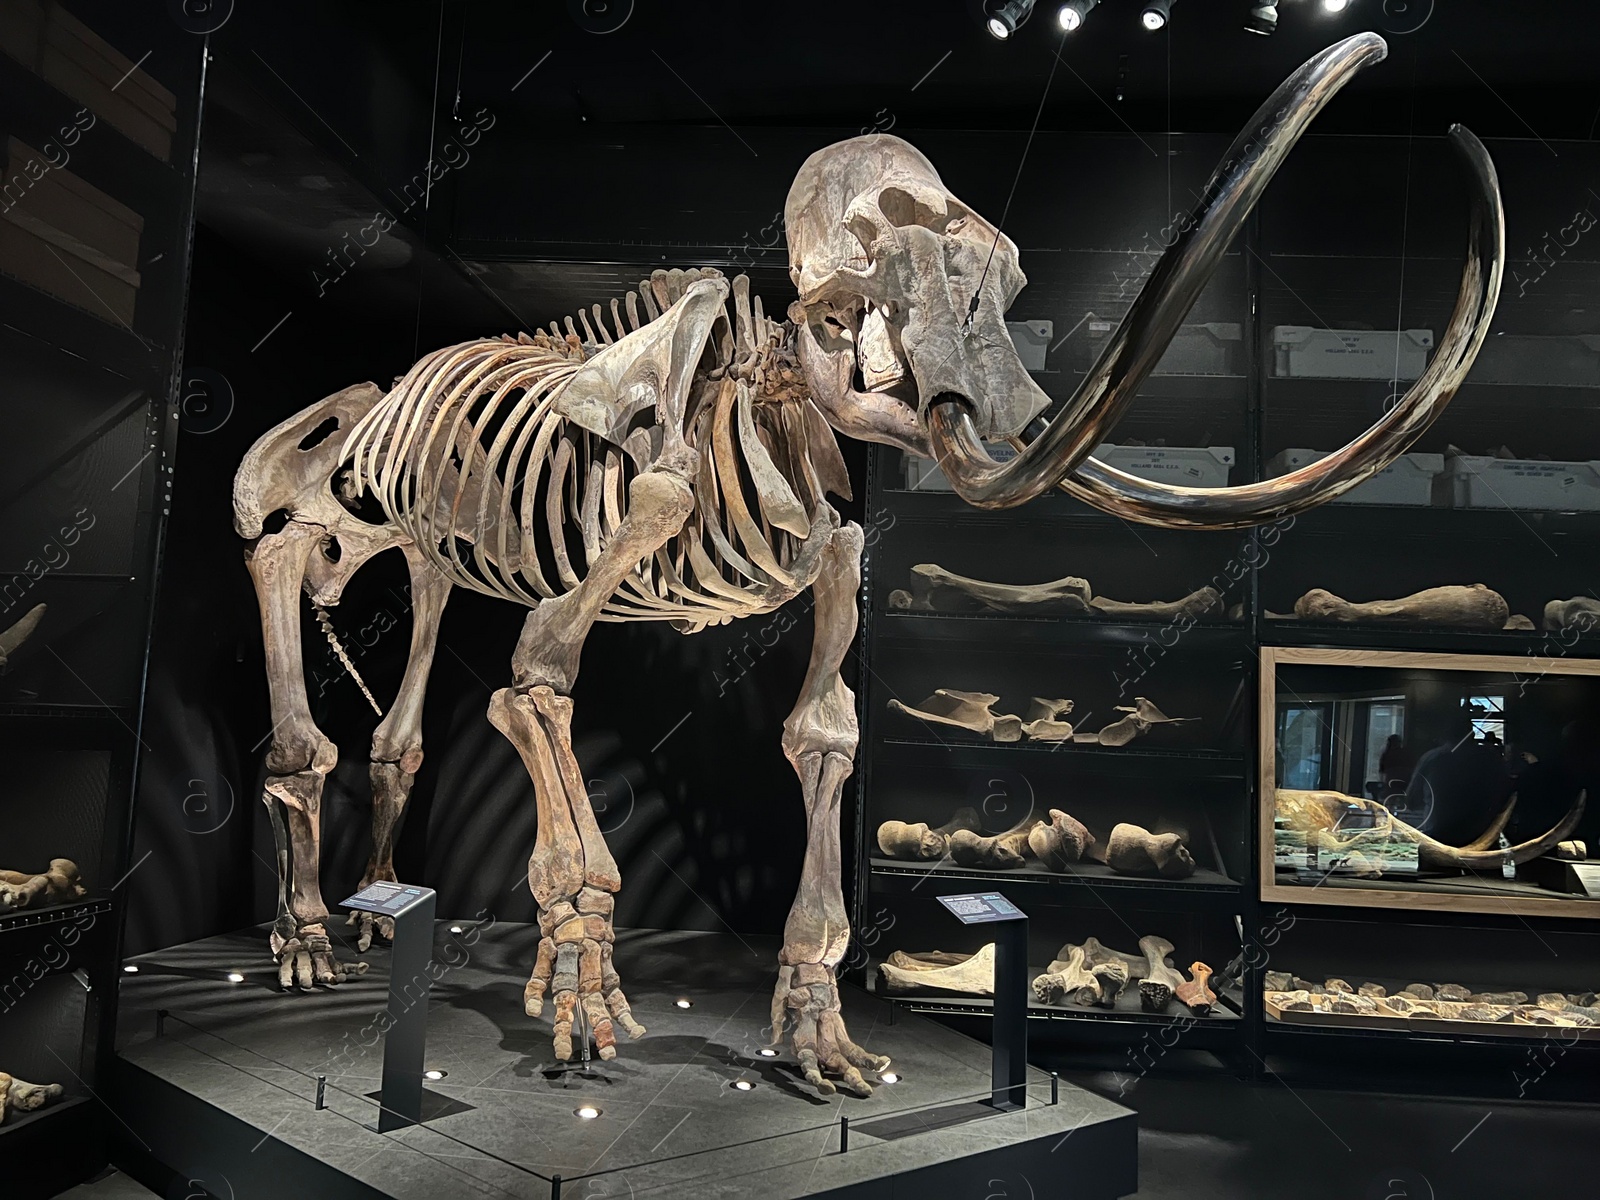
[876,806,1196,880]
[888,690,1196,746]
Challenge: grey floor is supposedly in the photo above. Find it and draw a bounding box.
[55,1172,157,1199]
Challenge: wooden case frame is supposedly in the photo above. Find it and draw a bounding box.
[1258,645,1600,919]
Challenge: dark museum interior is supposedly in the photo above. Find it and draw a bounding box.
[4,1,1600,1197]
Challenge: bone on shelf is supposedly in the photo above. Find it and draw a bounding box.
[0,1073,65,1126]
[1264,973,1600,1036]
[1279,584,1512,629]
[878,945,996,995]
[886,563,1227,623]
[0,859,87,914]
[888,690,1196,746]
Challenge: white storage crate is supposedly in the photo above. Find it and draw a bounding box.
[1083,319,1242,376]
[903,442,1018,491]
[1468,334,1600,388]
[1435,455,1600,512]
[1273,326,1433,381]
[1266,448,1444,506]
[1095,444,1234,488]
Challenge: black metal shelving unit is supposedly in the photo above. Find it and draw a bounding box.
[847,131,1600,1098]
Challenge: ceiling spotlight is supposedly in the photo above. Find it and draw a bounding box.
[674,998,693,1009]
[1140,0,1173,31]
[986,0,1037,39]
[731,1079,756,1092]
[424,1069,447,1081]
[122,964,139,974]
[226,972,245,983]
[1322,0,1350,10]
[1056,0,1098,31]
[758,1048,778,1058]
[575,1105,602,1120]
[1244,1,1278,34]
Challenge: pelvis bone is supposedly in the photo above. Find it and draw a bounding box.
[0,859,86,914]
[1275,788,1586,872]
[888,689,1022,741]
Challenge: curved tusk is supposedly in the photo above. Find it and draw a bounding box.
[1416,790,1585,872]
[929,32,1392,509]
[1054,124,1504,528]
[1460,791,1519,852]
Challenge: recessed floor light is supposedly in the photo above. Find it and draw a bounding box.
[731,1079,756,1092]
[575,1105,601,1120]
[226,972,245,983]
[758,1048,777,1058]
[424,1069,447,1081]
[448,925,464,935]
[674,998,692,1009]
[122,964,139,974]
[879,1072,900,1084]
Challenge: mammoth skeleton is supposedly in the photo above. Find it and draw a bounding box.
[233,35,1503,1097]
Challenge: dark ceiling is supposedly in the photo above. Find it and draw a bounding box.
[192,0,1600,335]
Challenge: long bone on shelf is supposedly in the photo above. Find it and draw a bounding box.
[876,806,1197,879]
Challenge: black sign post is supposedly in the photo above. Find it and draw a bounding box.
[342,881,437,1132]
[937,891,1028,1111]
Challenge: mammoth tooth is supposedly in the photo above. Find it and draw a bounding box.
[927,33,1504,527]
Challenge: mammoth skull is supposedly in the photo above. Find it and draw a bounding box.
[784,34,1505,528]
[786,135,1052,455]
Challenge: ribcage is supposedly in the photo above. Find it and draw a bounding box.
[337,284,841,630]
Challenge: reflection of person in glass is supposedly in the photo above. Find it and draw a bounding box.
[1405,714,1513,847]
[1507,718,1594,846]
[1378,734,1413,799]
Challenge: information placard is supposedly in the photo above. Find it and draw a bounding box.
[937,891,1026,925]
[342,881,434,917]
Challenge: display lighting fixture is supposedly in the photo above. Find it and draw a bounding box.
[1244,1,1278,34]
[1056,0,1098,31]
[448,924,464,935]
[986,0,1037,39]
[731,1079,756,1092]
[424,1069,447,1081]
[758,1048,778,1057]
[1140,0,1173,31]
[1322,0,1350,10]
[674,997,693,1009]
[879,1072,901,1084]
[122,964,139,974]
[575,1105,602,1120]
[226,972,245,983]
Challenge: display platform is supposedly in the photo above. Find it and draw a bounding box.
[112,925,1136,1199]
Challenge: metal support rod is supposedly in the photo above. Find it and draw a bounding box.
[551,1173,562,1199]
[316,1076,327,1110]
[156,1009,167,1037]
[1051,1071,1059,1106]
[839,1115,849,1154]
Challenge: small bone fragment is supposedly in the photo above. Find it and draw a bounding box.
[1021,697,1076,741]
[1503,614,1536,631]
[1552,840,1588,861]
[1175,963,1216,1015]
[876,806,981,860]
[1403,983,1436,1000]
[1105,824,1196,879]
[1028,809,1096,869]
[891,564,1093,614]
[879,943,995,995]
[1088,586,1225,622]
[1543,596,1600,632]
[1469,991,1527,1005]
[1090,697,1197,746]
[1324,978,1353,994]
[1140,981,1173,1012]
[1293,584,1509,630]
[888,689,1023,741]
[1264,971,1293,992]
[949,821,1040,869]
[0,859,87,913]
[1358,982,1387,998]
[1088,960,1130,1008]
[1434,983,1472,1002]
